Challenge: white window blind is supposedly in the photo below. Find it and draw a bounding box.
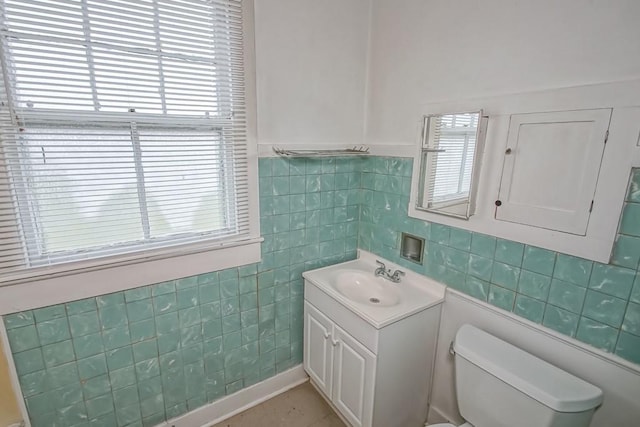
[0,0,251,280]
[422,112,479,208]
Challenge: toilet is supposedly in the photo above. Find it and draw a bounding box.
[430,324,603,427]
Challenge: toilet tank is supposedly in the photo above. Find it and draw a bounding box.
[452,325,603,427]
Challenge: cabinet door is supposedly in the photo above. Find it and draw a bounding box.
[304,302,334,397]
[496,108,611,235]
[332,325,376,427]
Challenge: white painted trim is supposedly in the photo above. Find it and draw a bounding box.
[407,80,640,263]
[0,241,262,314]
[159,365,308,427]
[0,323,30,427]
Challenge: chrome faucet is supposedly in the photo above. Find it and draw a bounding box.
[374,260,405,283]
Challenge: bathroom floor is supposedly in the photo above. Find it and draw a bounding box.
[210,381,346,427]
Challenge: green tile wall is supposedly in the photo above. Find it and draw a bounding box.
[359,158,640,365]
[2,157,360,427]
[4,156,640,427]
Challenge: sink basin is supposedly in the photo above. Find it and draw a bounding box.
[302,250,446,328]
[334,270,401,307]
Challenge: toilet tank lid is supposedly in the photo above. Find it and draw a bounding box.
[453,324,603,413]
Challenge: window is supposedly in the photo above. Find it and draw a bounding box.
[416,111,486,219]
[0,0,256,281]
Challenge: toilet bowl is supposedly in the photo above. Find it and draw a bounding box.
[430,324,603,427]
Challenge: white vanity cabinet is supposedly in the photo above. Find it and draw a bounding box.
[302,254,445,427]
[305,301,376,427]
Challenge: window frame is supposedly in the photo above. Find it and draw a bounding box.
[0,0,261,292]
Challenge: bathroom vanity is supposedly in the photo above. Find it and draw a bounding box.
[302,251,446,427]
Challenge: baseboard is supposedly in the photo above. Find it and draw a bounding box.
[425,406,450,425]
[159,365,308,427]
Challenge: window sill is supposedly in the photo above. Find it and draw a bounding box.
[0,238,263,315]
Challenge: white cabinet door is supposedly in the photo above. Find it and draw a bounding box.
[496,109,611,235]
[331,325,376,427]
[304,302,334,397]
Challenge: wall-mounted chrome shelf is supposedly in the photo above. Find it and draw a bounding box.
[273,146,370,158]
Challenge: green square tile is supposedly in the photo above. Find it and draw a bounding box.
[180,324,203,347]
[140,395,165,419]
[47,362,79,389]
[66,299,97,315]
[179,307,201,329]
[222,314,241,334]
[582,290,627,328]
[203,320,222,339]
[4,311,34,329]
[467,254,493,282]
[155,311,179,334]
[33,305,66,322]
[14,348,45,375]
[153,293,177,315]
[514,295,545,323]
[55,401,88,426]
[220,279,239,299]
[619,202,640,237]
[272,157,289,176]
[19,370,49,397]
[488,285,515,311]
[615,331,640,364]
[470,233,496,257]
[77,353,108,380]
[546,302,580,335]
[36,317,71,346]
[135,358,160,382]
[165,403,187,419]
[491,262,520,290]
[576,317,618,352]
[177,287,199,309]
[125,287,151,302]
[449,229,472,251]
[429,224,450,245]
[157,331,180,355]
[553,254,593,287]
[495,239,524,267]
[627,169,640,202]
[26,391,55,416]
[611,235,640,269]
[517,270,551,301]
[588,263,635,299]
[96,293,125,307]
[73,332,104,359]
[115,403,142,426]
[181,343,203,365]
[130,319,156,343]
[133,339,158,363]
[444,248,469,273]
[69,311,100,337]
[109,366,136,390]
[51,383,84,408]
[258,158,272,176]
[151,281,176,296]
[126,299,154,323]
[85,394,114,420]
[199,282,221,305]
[89,411,117,427]
[138,376,163,401]
[106,346,134,371]
[102,327,131,351]
[98,304,128,329]
[42,340,75,367]
[522,246,556,276]
[221,297,240,317]
[241,309,259,328]
[7,324,40,353]
[548,279,586,314]
[622,302,640,336]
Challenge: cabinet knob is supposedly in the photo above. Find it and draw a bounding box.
[331,339,339,347]
[323,332,330,339]
[505,148,512,154]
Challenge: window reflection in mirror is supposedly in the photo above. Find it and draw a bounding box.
[417,111,486,219]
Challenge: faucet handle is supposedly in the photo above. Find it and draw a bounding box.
[391,269,405,282]
[375,260,386,270]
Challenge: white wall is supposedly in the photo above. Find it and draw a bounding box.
[365,0,640,146]
[254,0,371,149]
[429,290,640,426]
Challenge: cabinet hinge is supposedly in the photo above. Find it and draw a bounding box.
[604,130,609,144]
[589,200,594,213]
